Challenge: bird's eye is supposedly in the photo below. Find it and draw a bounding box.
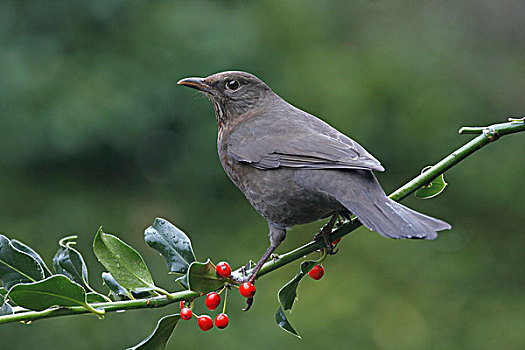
[225,80,240,91]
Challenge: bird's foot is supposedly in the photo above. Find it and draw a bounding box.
[314,214,339,255]
[242,297,254,311]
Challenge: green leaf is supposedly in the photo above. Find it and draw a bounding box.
[278,260,316,311]
[187,260,225,294]
[275,306,300,338]
[7,275,103,314]
[127,314,180,350]
[0,235,45,290]
[53,236,91,290]
[144,218,196,274]
[102,272,132,299]
[11,239,52,278]
[93,227,157,293]
[415,167,448,199]
[86,292,109,303]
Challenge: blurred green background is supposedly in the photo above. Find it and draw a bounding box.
[1,1,524,349]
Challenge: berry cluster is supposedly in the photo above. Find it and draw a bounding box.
[180,258,326,332]
[179,261,259,331]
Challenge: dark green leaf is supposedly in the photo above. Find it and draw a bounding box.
[11,239,52,278]
[275,306,301,338]
[93,227,156,293]
[132,290,156,298]
[127,314,180,350]
[7,275,103,314]
[144,218,196,274]
[415,167,448,199]
[53,236,90,289]
[187,260,225,293]
[278,260,316,311]
[0,235,45,290]
[86,292,110,303]
[102,272,131,299]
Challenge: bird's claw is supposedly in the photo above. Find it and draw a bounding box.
[242,297,254,311]
[314,215,340,255]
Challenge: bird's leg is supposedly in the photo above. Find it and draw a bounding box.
[232,225,286,312]
[244,224,286,283]
[244,243,278,284]
[314,214,339,255]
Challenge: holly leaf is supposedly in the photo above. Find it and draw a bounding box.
[127,314,180,350]
[53,236,90,289]
[275,306,300,338]
[187,260,225,293]
[93,228,157,293]
[278,260,316,311]
[6,275,103,314]
[0,235,45,290]
[415,167,448,199]
[11,239,52,278]
[102,272,132,299]
[144,218,196,274]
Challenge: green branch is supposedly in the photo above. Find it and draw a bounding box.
[0,118,523,325]
[0,290,199,325]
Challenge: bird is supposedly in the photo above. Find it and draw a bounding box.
[177,71,451,284]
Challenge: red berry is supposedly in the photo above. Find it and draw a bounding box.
[205,292,221,310]
[180,307,192,320]
[239,282,256,298]
[308,264,324,280]
[179,301,184,309]
[197,315,213,331]
[215,313,229,329]
[216,261,232,278]
[332,238,341,244]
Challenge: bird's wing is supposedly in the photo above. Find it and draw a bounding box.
[226,110,384,172]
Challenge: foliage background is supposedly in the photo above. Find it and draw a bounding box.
[1,1,524,349]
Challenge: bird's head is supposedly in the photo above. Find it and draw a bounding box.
[177,71,273,127]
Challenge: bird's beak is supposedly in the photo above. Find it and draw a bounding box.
[177,77,210,93]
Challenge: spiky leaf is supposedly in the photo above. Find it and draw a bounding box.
[187,260,225,293]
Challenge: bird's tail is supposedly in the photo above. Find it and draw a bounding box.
[323,170,451,239]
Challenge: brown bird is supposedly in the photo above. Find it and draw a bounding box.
[178,71,450,283]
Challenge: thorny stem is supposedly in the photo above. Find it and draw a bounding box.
[0,118,523,325]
